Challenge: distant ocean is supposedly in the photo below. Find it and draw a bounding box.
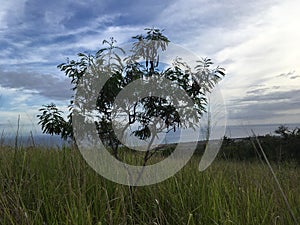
[225,123,300,138]
[148,123,300,145]
[162,123,300,144]
[0,134,69,148]
[1,123,299,147]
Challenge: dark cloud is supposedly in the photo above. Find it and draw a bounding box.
[276,70,299,79]
[228,106,279,121]
[277,71,295,77]
[246,87,269,95]
[228,89,300,122]
[290,75,300,80]
[0,69,73,100]
[239,89,300,102]
[272,86,280,89]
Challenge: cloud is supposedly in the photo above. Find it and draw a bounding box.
[0,69,73,100]
[276,71,300,80]
[241,89,300,102]
[227,89,300,124]
[216,0,300,79]
[152,0,278,54]
[290,76,300,80]
[246,87,269,95]
[276,70,300,80]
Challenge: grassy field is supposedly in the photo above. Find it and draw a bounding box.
[0,146,299,225]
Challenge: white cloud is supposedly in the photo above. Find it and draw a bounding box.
[218,2,300,81]
[0,0,26,30]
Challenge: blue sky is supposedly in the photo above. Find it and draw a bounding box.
[0,0,300,135]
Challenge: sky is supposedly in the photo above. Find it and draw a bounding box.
[0,0,300,136]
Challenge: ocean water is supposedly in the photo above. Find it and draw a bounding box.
[161,123,300,144]
[83,123,300,147]
[1,123,299,147]
[225,123,300,138]
[0,134,69,148]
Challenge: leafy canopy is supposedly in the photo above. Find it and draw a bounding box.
[37,28,225,160]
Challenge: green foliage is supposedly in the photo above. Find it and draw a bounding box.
[275,125,300,139]
[219,126,300,164]
[37,103,72,140]
[57,53,92,90]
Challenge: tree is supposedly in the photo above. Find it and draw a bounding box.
[37,103,72,140]
[37,28,225,165]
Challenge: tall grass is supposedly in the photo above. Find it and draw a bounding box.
[0,145,299,225]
